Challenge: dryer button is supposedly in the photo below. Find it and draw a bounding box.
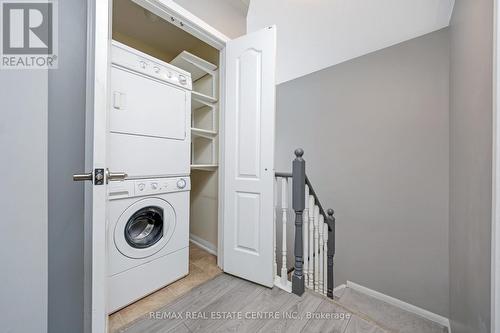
[177,179,186,189]
[179,75,187,85]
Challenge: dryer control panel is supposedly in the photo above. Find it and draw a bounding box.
[108,177,191,200]
[111,40,192,90]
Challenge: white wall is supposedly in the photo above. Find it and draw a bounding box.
[247,0,454,84]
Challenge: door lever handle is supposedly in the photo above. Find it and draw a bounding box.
[106,168,128,183]
[73,173,93,182]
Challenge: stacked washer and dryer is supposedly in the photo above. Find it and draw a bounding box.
[107,41,192,313]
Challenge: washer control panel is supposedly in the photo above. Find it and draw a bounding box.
[134,177,190,196]
[108,177,190,200]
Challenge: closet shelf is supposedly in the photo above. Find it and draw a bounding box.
[192,91,217,104]
[191,164,218,171]
[171,51,217,81]
[191,127,217,139]
[192,96,216,110]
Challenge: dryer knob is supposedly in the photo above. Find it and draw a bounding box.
[177,179,186,189]
[151,182,158,190]
[138,183,145,191]
[179,75,187,85]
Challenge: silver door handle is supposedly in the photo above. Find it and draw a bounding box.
[73,172,93,182]
[106,168,127,183]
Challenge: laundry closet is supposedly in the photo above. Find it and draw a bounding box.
[113,0,220,255]
[106,0,223,315]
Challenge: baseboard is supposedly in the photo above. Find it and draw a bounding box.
[333,284,347,293]
[189,234,217,256]
[346,281,451,332]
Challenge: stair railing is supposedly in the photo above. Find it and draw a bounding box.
[274,149,336,299]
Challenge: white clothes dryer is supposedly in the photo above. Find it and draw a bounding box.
[109,41,192,178]
[107,176,190,313]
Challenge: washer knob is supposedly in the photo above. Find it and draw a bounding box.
[138,183,145,191]
[179,75,187,85]
[151,182,158,190]
[177,178,186,189]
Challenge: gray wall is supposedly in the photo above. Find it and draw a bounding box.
[449,0,493,332]
[275,28,450,316]
[47,0,87,332]
[0,70,48,332]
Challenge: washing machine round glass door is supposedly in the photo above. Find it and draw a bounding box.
[114,197,176,259]
[125,206,163,249]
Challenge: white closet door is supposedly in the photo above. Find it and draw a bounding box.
[223,26,276,287]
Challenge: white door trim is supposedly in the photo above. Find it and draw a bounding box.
[492,0,500,332]
[85,0,111,332]
[87,1,229,331]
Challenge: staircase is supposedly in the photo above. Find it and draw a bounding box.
[274,148,336,298]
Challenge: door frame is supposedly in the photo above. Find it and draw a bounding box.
[85,1,230,331]
[493,0,500,331]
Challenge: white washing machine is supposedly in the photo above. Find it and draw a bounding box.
[109,41,192,178]
[107,176,190,313]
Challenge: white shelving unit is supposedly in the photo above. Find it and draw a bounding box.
[190,164,218,171]
[171,51,217,81]
[171,51,219,171]
[191,127,217,139]
[192,91,217,105]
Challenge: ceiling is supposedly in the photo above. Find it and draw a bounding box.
[112,0,219,64]
[247,0,455,84]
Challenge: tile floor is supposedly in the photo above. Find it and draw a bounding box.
[108,242,222,332]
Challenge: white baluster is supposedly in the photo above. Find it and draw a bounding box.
[273,177,278,279]
[308,196,315,289]
[318,215,324,295]
[303,185,310,288]
[318,214,325,294]
[281,178,288,286]
[323,223,329,296]
[313,205,320,292]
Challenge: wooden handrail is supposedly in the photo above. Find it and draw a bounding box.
[274,174,330,222]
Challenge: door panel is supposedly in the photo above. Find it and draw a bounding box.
[223,26,276,287]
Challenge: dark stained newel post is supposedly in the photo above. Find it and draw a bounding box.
[327,208,335,298]
[292,148,306,296]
